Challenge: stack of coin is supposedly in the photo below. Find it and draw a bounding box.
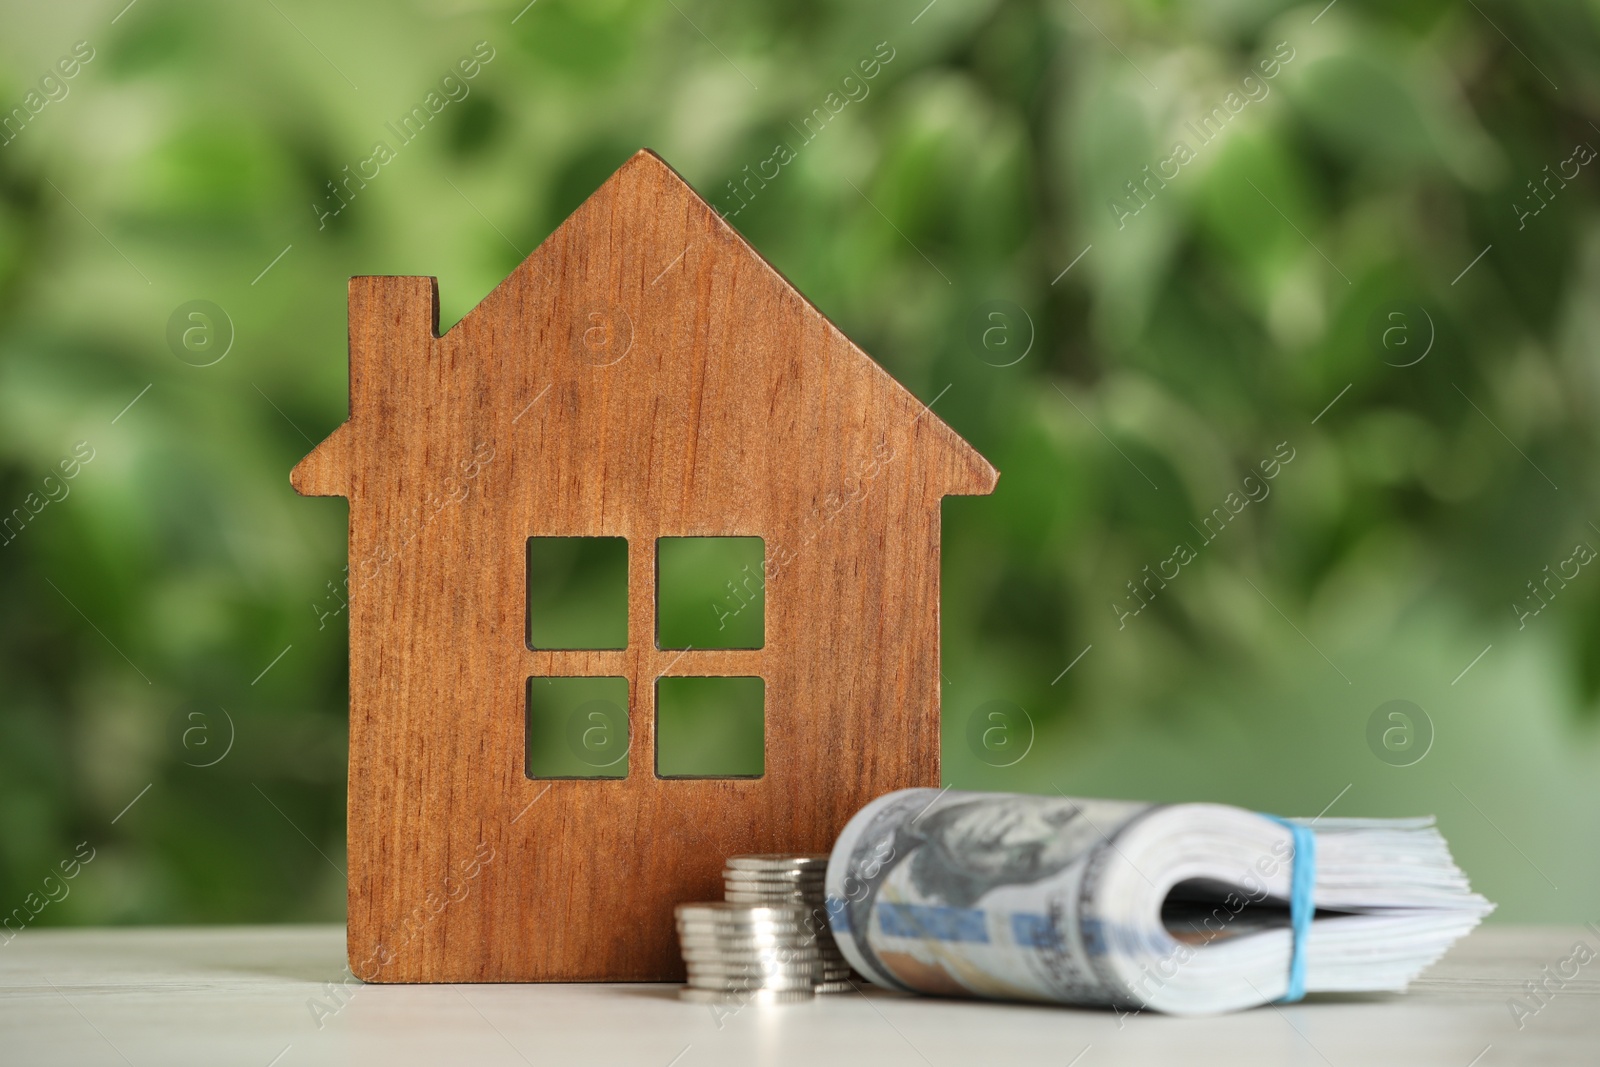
[723,855,852,993]
[675,902,820,1004]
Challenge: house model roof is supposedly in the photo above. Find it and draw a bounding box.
[292,149,996,501]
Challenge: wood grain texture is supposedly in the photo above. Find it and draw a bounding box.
[291,149,998,982]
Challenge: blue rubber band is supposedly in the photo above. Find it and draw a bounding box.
[1264,816,1315,1003]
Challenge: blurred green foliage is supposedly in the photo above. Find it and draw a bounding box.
[655,676,765,778]
[2,0,1599,929]
[656,537,765,650]
[526,676,630,778]
[527,536,629,649]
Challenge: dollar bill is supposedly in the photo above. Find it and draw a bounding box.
[824,788,1491,1015]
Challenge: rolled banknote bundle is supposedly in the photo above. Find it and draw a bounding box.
[824,789,1492,1015]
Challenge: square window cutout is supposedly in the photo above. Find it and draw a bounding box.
[655,676,764,778]
[656,537,764,650]
[527,536,628,650]
[526,676,629,779]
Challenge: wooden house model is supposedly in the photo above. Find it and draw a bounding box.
[291,149,997,981]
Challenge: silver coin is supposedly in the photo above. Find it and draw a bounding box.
[677,928,818,941]
[679,987,813,1005]
[686,970,822,984]
[680,910,815,922]
[721,896,824,906]
[680,908,814,920]
[677,926,816,937]
[685,960,817,973]
[677,919,813,934]
[726,855,829,872]
[675,927,812,934]
[680,933,815,947]
[672,902,806,921]
[678,941,821,956]
[722,874,826,886]
[680,957,821,972]
[722,893,823,906]
[724,866,827,878]
[680,945,823,960]
[677,902,809,921]
[678,940,818,953]
[679,937,817,950]
[684,966,819,979]
[678,943,820,957]
[813,981,855,994]
[680,941,817,955]
[679,950,822,966]
[720,887,806,896]
[719,895,813,905]
[688,974,820,993]
[677,932,817,947]
[685,951,819,966]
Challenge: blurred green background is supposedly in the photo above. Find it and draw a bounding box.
[1,0,1597,930]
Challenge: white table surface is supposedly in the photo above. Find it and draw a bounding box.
[0,925,1594,1066]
